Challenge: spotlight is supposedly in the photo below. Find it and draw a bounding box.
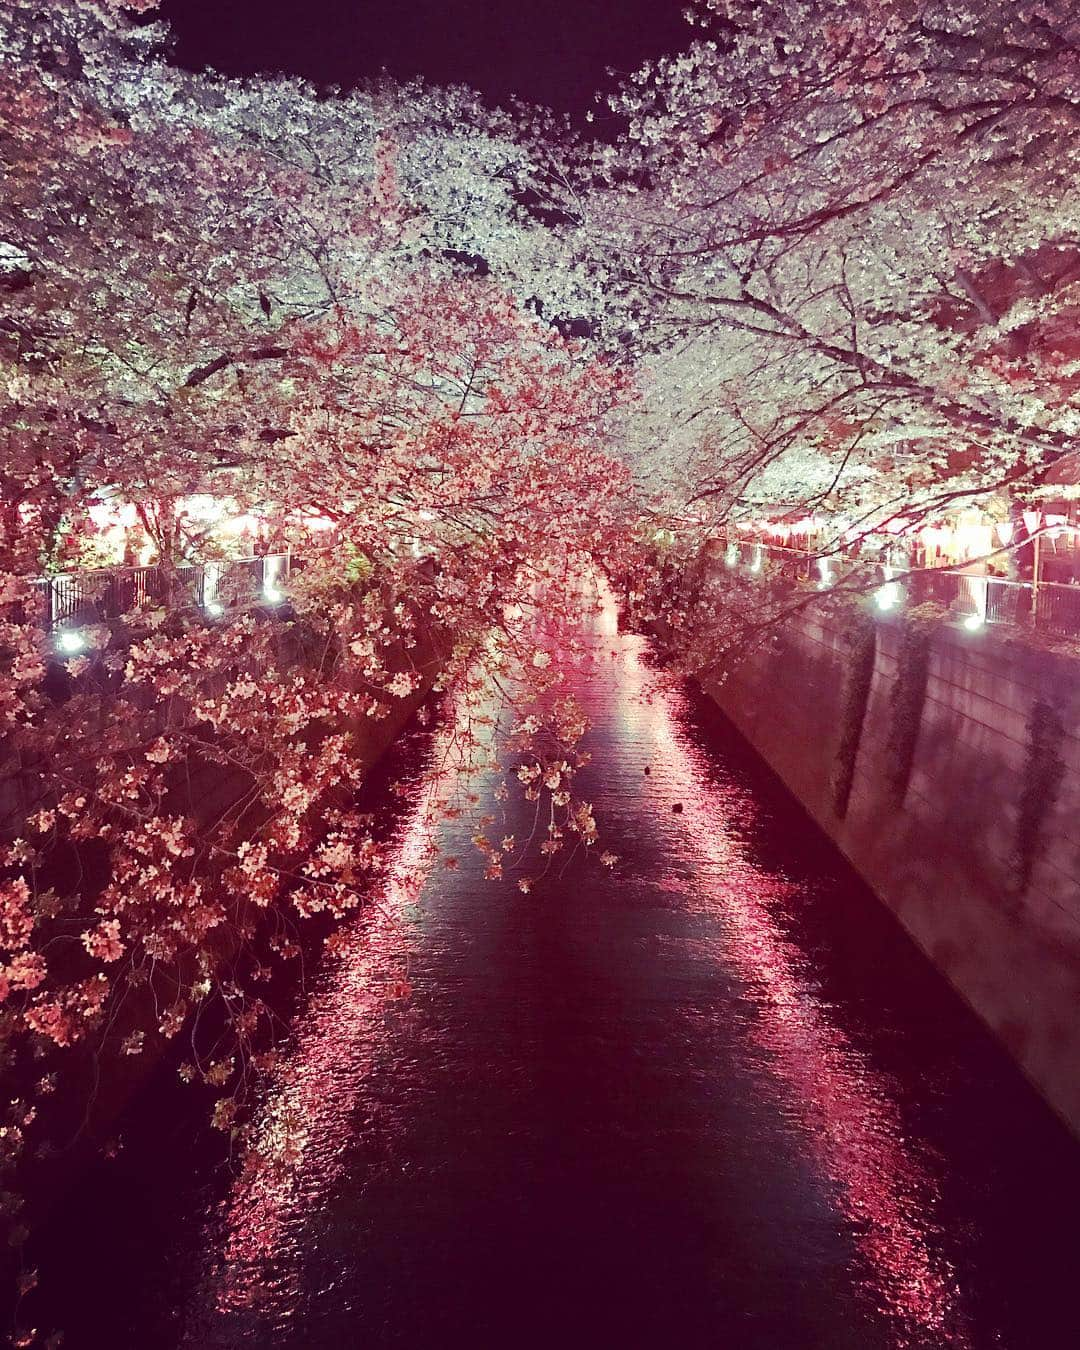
[57,629,86,655]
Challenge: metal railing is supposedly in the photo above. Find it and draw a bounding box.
[719,540,1080,638]
[1036,580,1080,637]
[31,553,294,629]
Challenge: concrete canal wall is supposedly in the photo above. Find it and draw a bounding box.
[702,608,1080,1134]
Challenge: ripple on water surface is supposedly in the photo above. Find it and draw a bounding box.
[37,599,1080,1350]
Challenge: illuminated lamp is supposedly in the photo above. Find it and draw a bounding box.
[222,514,258,536]
[263,586,284,604]
[953,522,991,558]
[817,558,832,589]
[57,629,86,655]
[875,582,902,612]
[182,494,227,523]
[963,613,985,632]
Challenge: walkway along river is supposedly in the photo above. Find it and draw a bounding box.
[32,595,1080,1348]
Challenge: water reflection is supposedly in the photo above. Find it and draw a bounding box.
[170,589,1077,1350]
[199,712,474,1326]
[616,642,966,1346]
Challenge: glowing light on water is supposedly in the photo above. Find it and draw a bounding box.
[191,593,974,1347]
[619,640,971,1347]
[204,710,468,1319]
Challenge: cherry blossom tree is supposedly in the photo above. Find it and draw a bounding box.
[0,9,635,1328]
[489,0,1079,672]
[537,1,1080,551]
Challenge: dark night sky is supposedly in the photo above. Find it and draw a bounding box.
[158,0,691,115]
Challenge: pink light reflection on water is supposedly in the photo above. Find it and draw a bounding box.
[203,711,469,1320]
[618,639,976,1349]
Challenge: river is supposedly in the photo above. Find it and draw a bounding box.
[33,596,1080,1348]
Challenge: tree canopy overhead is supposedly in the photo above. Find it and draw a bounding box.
[8,0,1080,547]
[544,0,1080,535]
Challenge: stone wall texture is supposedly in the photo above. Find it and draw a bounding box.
[704,609,1080,1134]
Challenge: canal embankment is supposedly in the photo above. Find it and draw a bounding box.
[695,606,1080,1134]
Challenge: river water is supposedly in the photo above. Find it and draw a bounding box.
[35,597,1080,1348]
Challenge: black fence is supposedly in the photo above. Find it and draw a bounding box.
[32,553,293,629]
